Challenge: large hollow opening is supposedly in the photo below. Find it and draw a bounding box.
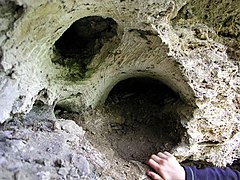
[53,16,118,79]
[103,77,188,162]
[54,77,191,163]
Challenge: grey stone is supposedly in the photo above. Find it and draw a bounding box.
[55,120,85,137]
[71,155,90,177]
[58,167,70,177]
[36,171,51,180]
[0,78,19,123]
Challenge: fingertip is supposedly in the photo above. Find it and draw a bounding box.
[145,158,154,166]
[146,170,151,176]
[146,171,154,178]
[145,153,155,164]
[157,152,167,158]
[147,158,153,165]
[164,151,173,157]
[146,171,163,180]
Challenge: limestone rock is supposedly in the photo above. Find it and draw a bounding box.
[0,0,239,178]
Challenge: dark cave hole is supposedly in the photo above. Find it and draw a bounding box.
[53,16,118,77]
[53,77,190,163]
[104,77,187,162]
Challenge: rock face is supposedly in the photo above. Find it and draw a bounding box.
[0,0,240,178]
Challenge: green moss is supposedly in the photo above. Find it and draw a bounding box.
[52,56,98,82]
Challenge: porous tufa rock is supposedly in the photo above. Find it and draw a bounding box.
[0,0,239,170]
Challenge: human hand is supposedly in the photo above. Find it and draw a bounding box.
[146,151,185,180]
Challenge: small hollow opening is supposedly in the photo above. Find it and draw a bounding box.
[53,16,118,78]
[1,1,24,18]
[104,77,187,162]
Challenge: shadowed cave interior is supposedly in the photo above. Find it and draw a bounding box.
[55,77,189,162]
[53,16,118,79]
[103,77,187,161]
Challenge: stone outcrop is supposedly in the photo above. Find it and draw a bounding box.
[0,0,239,178]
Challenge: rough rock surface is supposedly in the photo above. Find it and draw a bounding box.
[0,0,240,179]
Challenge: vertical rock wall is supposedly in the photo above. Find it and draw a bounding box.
[0,0,239,170]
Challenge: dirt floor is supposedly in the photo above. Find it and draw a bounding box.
[56,77,189,163]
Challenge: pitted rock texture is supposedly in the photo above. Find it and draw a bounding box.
[0,0,240,178]
[0,118,149,180]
